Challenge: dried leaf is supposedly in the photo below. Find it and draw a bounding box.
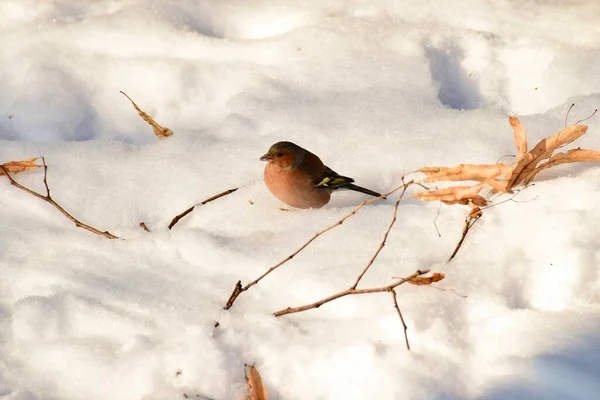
[419,164,512,183]
[468,206,483,219]
[413,183,488,206]
[408,272,445,285]
[415,116,598,209]
[245,365,268,400]
[509,116,527,160]
[0,158,41,176]
[120,91,173,140]
[506,124,587,190]
[522,148,600,185]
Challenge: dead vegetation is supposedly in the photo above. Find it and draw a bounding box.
[2,101,599,398]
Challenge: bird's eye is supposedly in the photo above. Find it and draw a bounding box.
[276,152,284,157]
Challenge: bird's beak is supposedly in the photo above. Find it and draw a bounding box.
[260,152,273,161]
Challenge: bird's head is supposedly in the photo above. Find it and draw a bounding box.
[260,141,304,168]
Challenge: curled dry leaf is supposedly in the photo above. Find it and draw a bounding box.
[506,124,587,190]
[408,272,445,285]
[509,115,528,161]
[521,148,600,185]
[468,206,483,219]
[245,365,268,400]
[0,158,41,176]
[412,183,488,206]
[419,164,511,183]
[415,116,598,207]
[120,91,173,140]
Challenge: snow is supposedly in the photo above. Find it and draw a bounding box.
[1,1,600,399]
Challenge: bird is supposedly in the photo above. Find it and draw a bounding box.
[259,141,381,209]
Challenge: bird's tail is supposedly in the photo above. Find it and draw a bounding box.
[345,183,381,197]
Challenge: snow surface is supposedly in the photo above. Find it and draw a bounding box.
[1,1,600,399]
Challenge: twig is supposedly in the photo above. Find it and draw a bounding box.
[564,103,575,128]
[390,289,410,350]
[433,201,442,237]
[351,181,410,289]
[447,211,480,261]
[426,285,468,298]
[139,222,150,232]
[224,182,413,310]
[273,269,429,316]
[0,157,118,239]
[168,188,238,230]
[168,205,195,230]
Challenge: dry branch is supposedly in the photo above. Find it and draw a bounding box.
[390,289,410,350]
[273,269,430,317]
[168,188,238,230]
[0,157,118,239]
[224,182,412,311]
[269,184,445,350]
[351,181,409,289]
[448,207,481,261]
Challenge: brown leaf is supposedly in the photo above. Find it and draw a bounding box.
[120,91,173,140]
[509,116,528,161]
[506,124,587,190]
[522,148,600,185]
[413,183,489,206]
[468,206,483,219]
[0,158,41,176]
[419,164,512,184]
[408,272,445,285]
[245,365,268,400]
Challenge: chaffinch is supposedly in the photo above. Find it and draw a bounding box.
[260,141,381,209]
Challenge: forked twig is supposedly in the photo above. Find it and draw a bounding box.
[273,269,429,317]
[0,157,118,239]
[224,181,414,310]
[168,188,238,230]
[351,180,409,289]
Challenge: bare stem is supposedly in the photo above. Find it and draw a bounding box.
[0,158,118,239]
[390,288,410,350]
[351,181,410,289]
[273,269,428,317]
[224,182,413,310]
[168,188,238,230]
[448,212,481,261]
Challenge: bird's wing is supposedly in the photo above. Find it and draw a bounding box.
[313,166,355,189]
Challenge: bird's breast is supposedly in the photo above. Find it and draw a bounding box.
[263,163,330,209]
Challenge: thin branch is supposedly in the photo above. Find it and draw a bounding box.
[574,108,597,125]
[564,103,575,128]
[390,289,410,350]
[426,285,468,298]
[168,187,238,230]
[351,181,411,289]
[433,201,442,237]
[0,157,118,239]
[224,182,413,310]
[168,205,195,230]
[273,269,429,317]
[448,212,480,261]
